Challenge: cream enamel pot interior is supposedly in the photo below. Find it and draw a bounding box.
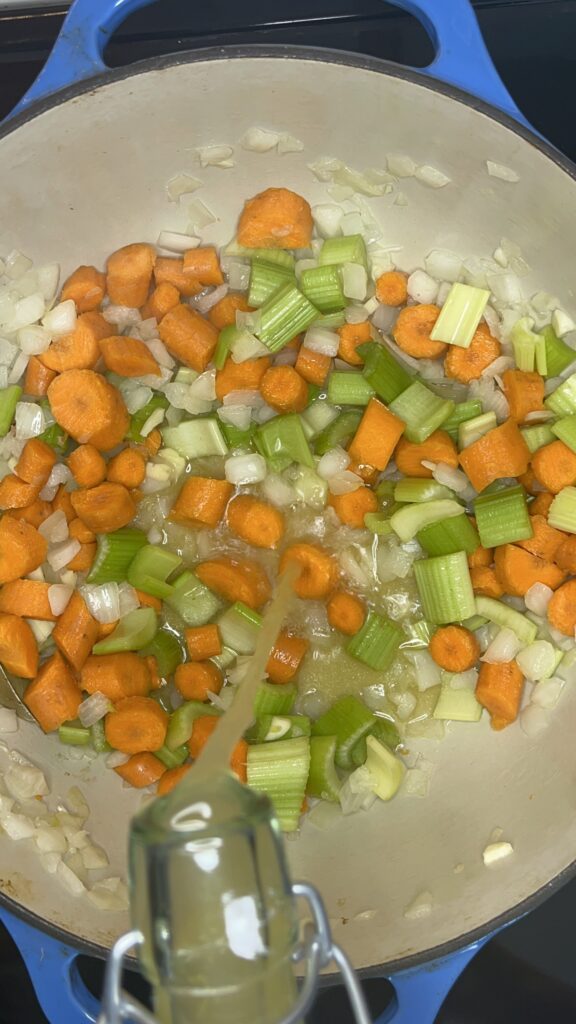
[1,23,576,984]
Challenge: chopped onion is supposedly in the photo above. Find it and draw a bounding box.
[226,260,250,291]
[421,460,470,494]
[166,172,203,201]
[274,347,298,366]
[407,269,439,304]
[415,165,451,188]
[516,640,556,681]
[105,751,130,769]
[8,351,30,385]
[240,126,279,152]
[520,703,550,737]
[531,676,564,709]
[118,582,140,618]
[42,299,76,336]
[197,144,234,168]
[81,843,109,870]
[87,877,129,911]
[524,409,554,424]
[342,264,368,301]
[524,583,553,617]
[387,153,416,178]
[339,765,377,815]
[5,249,32,280]
[192,283,229,315]
[8,293,45,331]
[424,249,462,283]
[552,308,576,338]
[48,584,73,617]
[1,812,36,841]
[328,470,363,495]
[405,650,441,691]
[277,133,304,154]
[125,385,153,414]
[216,404,252,431]
[371,303,398,334]
[47,538,81,572]
[345,305,369,325]
[186,198,217,232]
[481,627,523,664]
[481,355,515,379]
[468,377,509,421]
[78,692,113,728]
[317,447,350,480]
[4,763,48,801]
[140,407,166,437]
[57,859,86,895]
[102,304,141,328]
[80,582,121,624]
[156,230,201,253]
[303,326,340,357]
[0,708,18,733]
[223,388,263,408]
[225,452,267,485]
[486,161,519,183]
[38,509,69,543]
[312,204,343,238]
[37,264,60,303]
[17,325,52,356]
[35,825,67,854]
[261,473,295,507]
[404,890,434,919]
[448,669,478,690]
[15,402,44,439]
[483,841,514,866]
[230,331,269,363]
[188,368,216,402]
[487,272,523,305]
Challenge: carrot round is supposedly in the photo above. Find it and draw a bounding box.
[554,535,576,574]
[0,475,40,510]
[347,397,405,472]
[0,516,47,584]
[182,247,224,286]
[71,482,136,533]
[0,614,38,678]
[141,281,180,320]
[170,476,233,529]
[237,187,313,249]
[61,265,106,313]
[266,630,309,683]
[107,448,146,489]
[444,322,501,383]
[185,624,222,662]
[174,661,223,701]
[154,257,202,298]
[40,311,110,372]
[279,543,337,599]
[53,591,100,671]
[230,738,248,784]
[294,346,331,386]
[459,419,530,493]
[470,565,503,598]
[226,494,285,549]
[6,498,53,530]
[99,335,161,378]
[547,579,576,636]
[115,752,166,788]
[375,270,408,307]
[327,591,366,636]
[66,444,106,489]
[260,365,308,414]
[53,485,76,522]
[215,356,270,400]
[48,369,129,451]
[144,429,162,457]
[337,321,371,366]
[395,429,458,479]
[208,293,251,330]
[493,544,565,597]
[81,652,152,702]
[429,625,479,672]
[517,515,565,562]
[393,304,445,359]
[15,438,57,488]
[188,715,219,759]
[106,242,155,308]
[67,542,97,572]
[532,440,576,494]
[529,492,554,517]
[105,696,168,754]
[196,556,271,609]
[476,660,524,730]
[157,764,191,795]
[329,485,378,528]
[0,580,56,621]
[502,369,545,423]
[24,356,57,397]
[158,304,219,372]
[23,651,81,733]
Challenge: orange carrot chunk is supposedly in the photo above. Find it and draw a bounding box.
[61,265,106,313]
[53,485,75,522]
[182,247,224,286]
[547,579,576,636]
[0,517,47,584]
[215,356,270,400]
[48,369,129,451]
[99,335,161,378]
[502,369,545,423]
[141,281,180,320]
[23,651,81,733]
[395,430,458,479]
[469,565,503,598]
[429,625,480,672]
[517,515,565,561]
[237,187,313,249]
[554,535,576,574]
[158,304,219,372]
[266,630,309,684]
[208,294,252,330]
[0,580,57,621]
[81,652,152,702]
[40,311,110,373]
[494,544,566,597]
[375,270,408,307]
[157,764,191,794]
[294,346,331,386]
[529,492,554,517]
[185,624,222,662]
[67,444,107,488]
[347,398,405,472]
[327,591,366,636]
[476,660,524,729]
[154,257,202,298]
[24,356,57,397]
[106,242,155,308]
[279,543,337,600]
[71,482,136,533]
[105,696,168,754]
[174,661,223,701]
[107,448,147,489]
[260,365,308,414]
[15,438,57,487]
[329,486,378,529]
[393,304,445,359]
[444,322,501,383]
[67,542,97,573]
[115,752,166,788]
[196,557,271,609]
[226,494,285,549]
[170,477,233,529]
[0,476,41,510]
[52,591,100,671]
[337,321,372,367]
[6,497,53,530]
[0,614,38,678]
[458,419,530,493]
[532,440,576,494]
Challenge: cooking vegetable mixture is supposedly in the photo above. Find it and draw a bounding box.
[1,183,575,832]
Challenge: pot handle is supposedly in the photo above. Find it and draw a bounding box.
[0,905,100,1024]
[380,940,487,1023]
[13,0,528,127]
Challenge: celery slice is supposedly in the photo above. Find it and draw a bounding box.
[364,736,405,800]
[389,380,454,444]
[545,372,576,416]
[521,423,556,454]
[307,735,341,801]
[59,723,91,747]
[92,607,157,654]
[255,412,314,469]
[127,395,169,442]
[541,325,575,378]
[300,265,346,312]
[433,684,483,722]
[247,737,311,832]
[165,571,223,626]
[346,612,402,672]
[140,629,184,677]
[548,486,576,534]
[253,682,297,717]
[414,551,475,624]
[459,411,497,449]
[430,283,489,349]
[127,545,182,599]
[0,386,22,437]
[315,409,363,455]
[256,283,319,352]
[327,372,375,406]
[442,399,483,442]
[390,499,464,543]
[166,701,220,750]
[358,341,412,404]
[218,602,262,655]
[511,317,539,371]
[474,485,532,547]
[319,234,367,269]
[475,595,537,644]
[551,414,576,454]
[248,260,294,307]
[156,743,188,769]
[312,695,375,770]
[417,514,480,557]
[394,478,455,503]
[87,528,147,584]
[162,417,228,458]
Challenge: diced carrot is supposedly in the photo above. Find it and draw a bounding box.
[476,660,524,729]
[158,304,219,372]
[0,580,56,621]
[157,764,191,795]
[105,695,168,754]
[52,591,99,671]
[115,752,166,788]
[329,485,378,529]
[0,517,47,584]
[196,556,271,609]
[170,476,232,529]
[279,543,337,600]
[517,515,565,561]
[61,265,106,313]
[69,515,96,543]
[144,655,161,690]
[337,321,371,367]
[23,651,81,733]
[375,270,408,307]
[494,544,566,597]
[429,625,479,672]
[136,590,163,611]
[393,304,445,359]
[144,429,162,457]
[394,429,458,479]
[208,293,251,329]
[188,715,218,758]
[81,652,152,702]
[40,311,110,372]
[154,256,202,298]
[230,738,248,784]
[326,591,366,636]
[226,494,285,549]
[502,370,545,423]
[260,365,308,413]
[71,482,136,533]
[0,614,38,678]
[554,535,576,574]
[24,356,57,397]
[237,187,313,249]
[67,542,97,572]
[470,565,503,598]
[444,322,501,383]
[174,661,223,701]
[266,630,309,683]
[141,281,180,320]
[182,247,224,286]
[0,475,40,510]
[532,440,576,494]
[15,438,57,487]
[107,448,146,489]
[517,468,539,496]
[459,419,530,493]
[185,624,222,662]
[48,369,129,451]
[294,346,331,386]
[106,242,155,308]
[99,335,161,378]
[97,621,118,640]
[215,356,270,400]
[547,579,576,636]
[529,491,554,517]
[53,485,75,522]
[6,498,53,530]
[347,398,405,472]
